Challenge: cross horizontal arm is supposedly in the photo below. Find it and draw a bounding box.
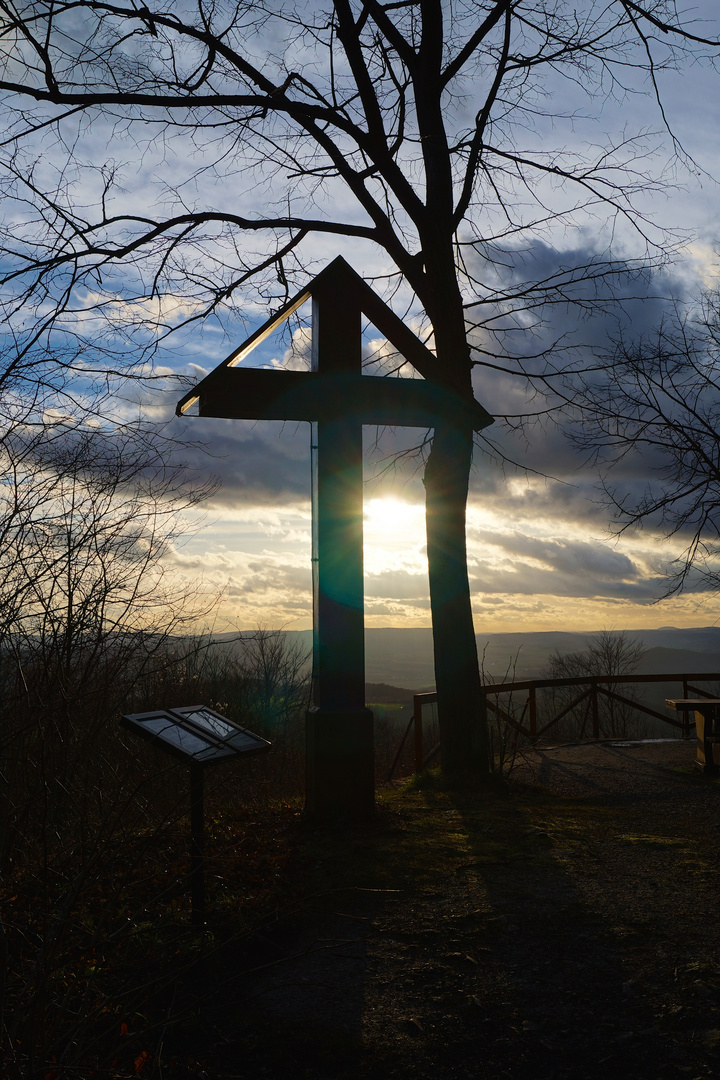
[182,366,493,431]
[176,256,484,421]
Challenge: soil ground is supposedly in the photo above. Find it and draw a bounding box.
[157,740,720,1080]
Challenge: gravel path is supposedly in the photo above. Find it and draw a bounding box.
[510,737,697,798]
[167,739,720,1080]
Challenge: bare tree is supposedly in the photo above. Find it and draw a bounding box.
[0,418,218,880]
[1,1,718,778]
[545,629,646,738]
[570,289,720,597]
[0,421,216,837]
[0,423,215,651]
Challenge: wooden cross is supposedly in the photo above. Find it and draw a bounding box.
[177,257,492,820]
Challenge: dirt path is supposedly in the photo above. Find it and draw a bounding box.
[163,741,720,1080]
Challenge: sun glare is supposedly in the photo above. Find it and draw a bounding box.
[363,497,428,601]
[363,499,427,577]
[364,497,423,538]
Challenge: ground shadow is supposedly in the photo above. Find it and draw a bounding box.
[153,755,719,1080]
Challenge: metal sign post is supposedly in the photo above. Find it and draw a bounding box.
[189,762,205,925]
[177,257,493,821]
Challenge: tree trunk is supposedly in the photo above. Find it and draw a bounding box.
[424,417,489,779]
[411,203,491,780]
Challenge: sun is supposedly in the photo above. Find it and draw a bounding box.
[363,496,427,578]
[364,497,425,545]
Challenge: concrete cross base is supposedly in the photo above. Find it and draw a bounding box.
[305,707,375,822]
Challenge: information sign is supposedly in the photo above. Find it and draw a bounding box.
[121,705,271,764]
[121,704,271,924]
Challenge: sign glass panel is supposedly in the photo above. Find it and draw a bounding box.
[122,705,270,765]
[183,708,238,739]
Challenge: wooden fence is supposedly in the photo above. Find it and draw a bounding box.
[386,672,720,780]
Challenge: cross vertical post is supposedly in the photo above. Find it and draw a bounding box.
[305,276,374,819]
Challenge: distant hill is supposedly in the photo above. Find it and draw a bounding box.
[637,645,720,678]
[210,625,720,696]
[365,682,415,703]
[362,626,720,690]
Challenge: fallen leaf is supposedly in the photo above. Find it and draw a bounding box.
[134,1051,150,1076]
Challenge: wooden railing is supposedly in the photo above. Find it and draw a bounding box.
[386,672,720,780]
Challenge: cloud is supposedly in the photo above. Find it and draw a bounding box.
[472,528,638,578]
[365,568,428,601]
[166,237,691,523]
[138,237,720,630]
[165,417,312,505]
[270,326,312,371]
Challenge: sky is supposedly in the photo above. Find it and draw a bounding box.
[168,243,720,635]
[4,1,720,636]
[169,275,720,636]
[159,3,720,635]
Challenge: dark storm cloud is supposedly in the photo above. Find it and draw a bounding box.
[170,402,431,508]
[469,569,661,602]
[168,414,312,506]
[468,554,664,602]
[470,529,639,580]
[470,470,623,531]
[467,238,697,531]
[467,238,674,362]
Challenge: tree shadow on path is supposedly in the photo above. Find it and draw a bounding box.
[161,749,720,1080]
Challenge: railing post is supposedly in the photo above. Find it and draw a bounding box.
[529,685,537,742]
[682,679,690,739]
[413,695,424,774]
[591,681,599,739]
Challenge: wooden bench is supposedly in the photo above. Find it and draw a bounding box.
[666,699,720,775]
